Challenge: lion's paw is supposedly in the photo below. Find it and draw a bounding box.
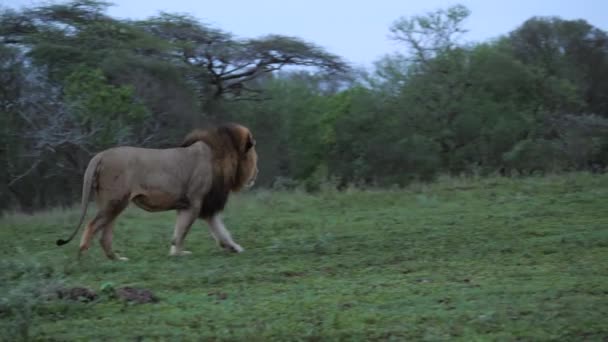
[110,253,129,261]
[169,246,192,256]
[219,242,244,253]
[229,244,244,253]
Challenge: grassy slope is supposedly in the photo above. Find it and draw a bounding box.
[1,174,607,341]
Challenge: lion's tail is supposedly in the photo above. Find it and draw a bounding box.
[56,153,102,246]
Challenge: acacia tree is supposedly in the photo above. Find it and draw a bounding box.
[137,13,349,113]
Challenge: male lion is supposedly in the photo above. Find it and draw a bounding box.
[56,123,258,260]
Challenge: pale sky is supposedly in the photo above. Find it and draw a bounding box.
[4,0,607,67]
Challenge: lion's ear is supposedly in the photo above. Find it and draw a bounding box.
[244,135,255,152]
[181,130,203,147]
[181,137,196,148]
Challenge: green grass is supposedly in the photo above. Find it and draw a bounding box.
[1,173,608,341]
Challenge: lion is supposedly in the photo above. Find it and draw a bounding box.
[56,123,258,260]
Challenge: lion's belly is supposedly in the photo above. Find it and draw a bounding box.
[131,190,190,212]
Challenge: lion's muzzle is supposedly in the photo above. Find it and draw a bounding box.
[246,166,258,188]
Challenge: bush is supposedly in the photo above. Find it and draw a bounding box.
[502,139,565,175]
[0,257,65,341]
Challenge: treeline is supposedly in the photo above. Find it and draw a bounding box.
[1,2,608,212]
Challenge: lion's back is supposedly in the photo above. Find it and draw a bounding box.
[95,144,213,197]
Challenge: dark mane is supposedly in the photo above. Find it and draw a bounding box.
[199,174,230,219]
[181,123,242,219]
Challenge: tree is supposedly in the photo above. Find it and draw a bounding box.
[0,1,163,79]
[0,0,203,143]
[137,13,349,114]
[508,17,608,116]
[389,4,470,65]
[375,5,475,173]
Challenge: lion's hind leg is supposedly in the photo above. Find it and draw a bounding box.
[79,212,111,259]
[100,198,129,260]
[79,220,98,257]
[79,198,128,260]
[100,220,128,261]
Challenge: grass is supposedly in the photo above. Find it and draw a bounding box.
[1,173,607,341]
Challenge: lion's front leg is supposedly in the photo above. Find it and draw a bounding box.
[205,215,244,253]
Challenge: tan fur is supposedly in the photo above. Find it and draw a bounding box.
[57,123,258,260]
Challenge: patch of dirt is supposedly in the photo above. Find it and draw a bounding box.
[339,302,354,309]
[207,291,228,300]
[56,287,98,302]
[116,287,158,304]
[281,271,306,277]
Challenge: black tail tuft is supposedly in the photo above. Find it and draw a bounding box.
[56,239,69,246]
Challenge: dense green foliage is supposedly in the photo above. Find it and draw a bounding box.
[1,1,608,211]
[1,173,607,340]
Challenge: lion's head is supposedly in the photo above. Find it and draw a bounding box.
[181,123,258,218]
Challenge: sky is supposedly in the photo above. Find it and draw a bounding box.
[4,0,607,67]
